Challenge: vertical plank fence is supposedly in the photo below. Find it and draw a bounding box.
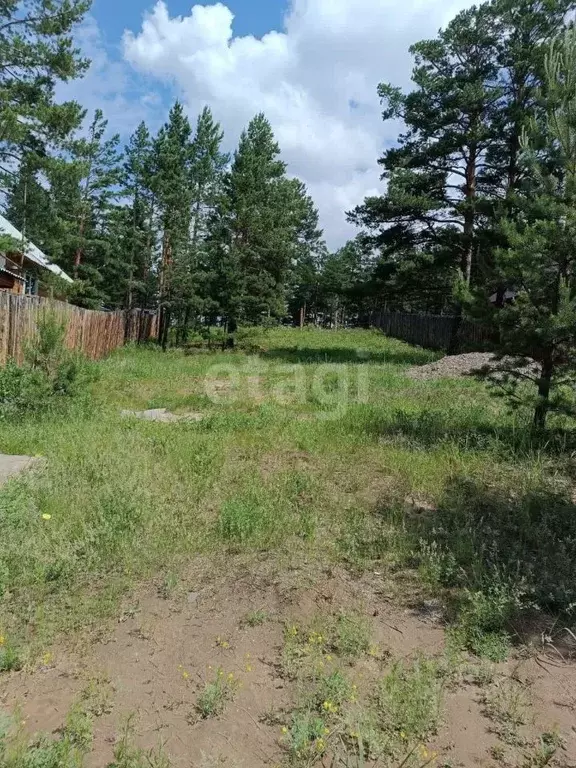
[0,294,157,366]
[367,310,495,352]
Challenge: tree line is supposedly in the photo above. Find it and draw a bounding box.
[3,0,576,426]
[1,0,364,344]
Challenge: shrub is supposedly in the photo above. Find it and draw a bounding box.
[0,314,93,420]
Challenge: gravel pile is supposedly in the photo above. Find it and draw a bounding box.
[406,352,500,381]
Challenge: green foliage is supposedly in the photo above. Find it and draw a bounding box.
[377,657,444,742]
[108,716,171,768]
[0,642,22,673]
[0,705,92,768]
[414,471,576,657]
[284,711,328,762]
[350,0,573,320]
[328,613,371,659]
[472,28,576,429]
[0,314,93,420]
[0,0,90,189]
[242,609,269,627]
[196,669,239,719]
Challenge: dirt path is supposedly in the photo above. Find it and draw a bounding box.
[2,559,575,767]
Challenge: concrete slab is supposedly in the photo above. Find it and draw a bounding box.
[120,409,204,423]
[0,454,42,488]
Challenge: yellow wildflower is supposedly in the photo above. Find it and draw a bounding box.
[0,635,5,647]
[182,671,189,680]
[227,672,234,682]
[323,727,330,735]
[245,664,253,672]
[326,654,332,662]
[322,700,337,714]
[281,726,288,735]
[316,738,325,752]
[400,731,407,741]
[42,513,51,520]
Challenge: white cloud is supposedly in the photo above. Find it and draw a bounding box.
[57,16,164,136]
[123,0,475,248]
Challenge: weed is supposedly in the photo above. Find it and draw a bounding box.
[377,656,444,743]
[242,609,269,627]
[283,711,329,762]
[481,679,530,746]
[0,326,570,675]
[196,668,240,718]
[157,572,178,600]
[522,731,563,768]
[0,704,92,767]
[0,314,94,421]
[108,714,171,768]
[328,613,371,660]
[0,642,22,672]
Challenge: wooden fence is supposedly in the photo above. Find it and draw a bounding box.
[0,294,157,366]
[367,309,495,352]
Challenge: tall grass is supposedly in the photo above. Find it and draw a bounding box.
[0,326,571,659]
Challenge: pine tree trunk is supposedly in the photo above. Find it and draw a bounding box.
[73,216,86,280]
[533,355,554,431]
[160,308,171,352]
[225,316,237,349]
[462,144,477,285]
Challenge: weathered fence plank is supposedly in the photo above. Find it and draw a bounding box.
[367,310,495,352]
[0,295,157,366]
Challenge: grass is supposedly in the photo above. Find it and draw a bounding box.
[195,668,240,719]
[242,609,269,627]
[0,325,574,664]
[279,609,447,767]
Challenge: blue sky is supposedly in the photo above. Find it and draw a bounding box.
[73,0,474,247]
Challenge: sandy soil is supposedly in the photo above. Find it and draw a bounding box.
[1,559,575,768]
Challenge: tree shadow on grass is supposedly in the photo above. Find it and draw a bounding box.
[384,475,576,661]
[403,473,576,655]
[369,406,576,457]
[260,346,435,366]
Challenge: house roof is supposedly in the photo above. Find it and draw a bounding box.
[0,213,73,283]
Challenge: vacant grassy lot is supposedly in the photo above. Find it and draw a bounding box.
[0,327,575,767]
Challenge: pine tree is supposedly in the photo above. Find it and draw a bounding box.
[4,152,56,253]
[350,4,499,294]
[225,113,291,325]
[120,121,157,310]
[171,106,228,341]
[350,0,572,316]
[479,27,576,429]
[153,101,194,347]
[285,179,325,325]
[0,0,90,193]
[44,109,122,306]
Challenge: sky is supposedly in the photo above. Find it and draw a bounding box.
[65,0,477,248]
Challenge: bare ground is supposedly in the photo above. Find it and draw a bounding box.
[1,557,575,768]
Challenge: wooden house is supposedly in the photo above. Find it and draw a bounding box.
[0,214,72,296]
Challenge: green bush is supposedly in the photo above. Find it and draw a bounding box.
[0,315,94,420]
